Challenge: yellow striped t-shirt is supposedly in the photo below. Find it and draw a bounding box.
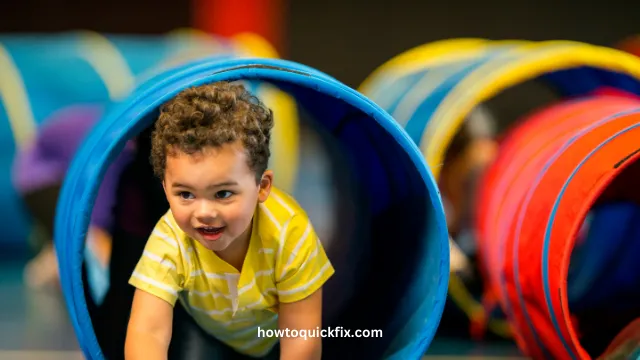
[128,187,335,357]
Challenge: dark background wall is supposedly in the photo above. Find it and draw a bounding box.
[287,0,640,88]
[1,0,638,88]
[0,0,189,34]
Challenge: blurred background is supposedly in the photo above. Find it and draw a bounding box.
[1,0,640,359]
[3,0,640,87]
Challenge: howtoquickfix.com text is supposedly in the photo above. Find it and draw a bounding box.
[258,326,383,340]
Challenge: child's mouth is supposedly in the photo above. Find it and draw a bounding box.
[197,226,225,241]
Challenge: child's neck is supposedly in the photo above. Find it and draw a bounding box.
[214,222,252,272]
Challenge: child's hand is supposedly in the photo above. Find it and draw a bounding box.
[125,289,174,360]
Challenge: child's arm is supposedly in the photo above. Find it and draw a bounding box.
[278,288,324,360]
[125,212,188,359]
[275,213,335,360]
[125,289,174,360]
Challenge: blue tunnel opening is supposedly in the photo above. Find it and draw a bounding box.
[54,57,449,360]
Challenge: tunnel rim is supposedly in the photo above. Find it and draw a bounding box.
[541,120,640,360]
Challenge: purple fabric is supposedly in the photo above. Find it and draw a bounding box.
[12,104,135,231]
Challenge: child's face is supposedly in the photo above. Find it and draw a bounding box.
[162,141,272,253]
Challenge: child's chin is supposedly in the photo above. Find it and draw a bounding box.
[198,238,227,251]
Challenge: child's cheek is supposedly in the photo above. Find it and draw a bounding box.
[226,202,253,234]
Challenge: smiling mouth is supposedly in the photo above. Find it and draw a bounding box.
[197,226,225,235]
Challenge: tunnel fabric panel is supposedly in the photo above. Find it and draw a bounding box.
[478,96,640,359]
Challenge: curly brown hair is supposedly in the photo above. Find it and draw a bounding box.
[150,81,274,182]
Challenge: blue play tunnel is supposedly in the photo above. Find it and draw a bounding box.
[54,57,450,359]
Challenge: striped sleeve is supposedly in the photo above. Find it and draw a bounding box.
[128,214,188,306]
[275,213,335,303]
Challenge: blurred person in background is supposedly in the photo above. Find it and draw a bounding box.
[12,104,135,305]
[439,105,499,280]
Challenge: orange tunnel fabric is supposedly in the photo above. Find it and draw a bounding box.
[476,95,640,359]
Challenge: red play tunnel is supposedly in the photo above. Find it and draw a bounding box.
[476,95,640,359]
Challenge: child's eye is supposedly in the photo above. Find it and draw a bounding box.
[179,191,194,200]
[216,190,233,199]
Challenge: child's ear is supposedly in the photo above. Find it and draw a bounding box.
[162,180,168,196]
[258,170,273,203]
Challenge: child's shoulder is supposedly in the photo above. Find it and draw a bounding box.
[258,187,314,242]
[155,209,178,230]
[143,210,193,271]
[151,209,189,243]
[262,186,308,220]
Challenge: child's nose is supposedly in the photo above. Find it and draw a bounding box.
[194,200,218,221]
